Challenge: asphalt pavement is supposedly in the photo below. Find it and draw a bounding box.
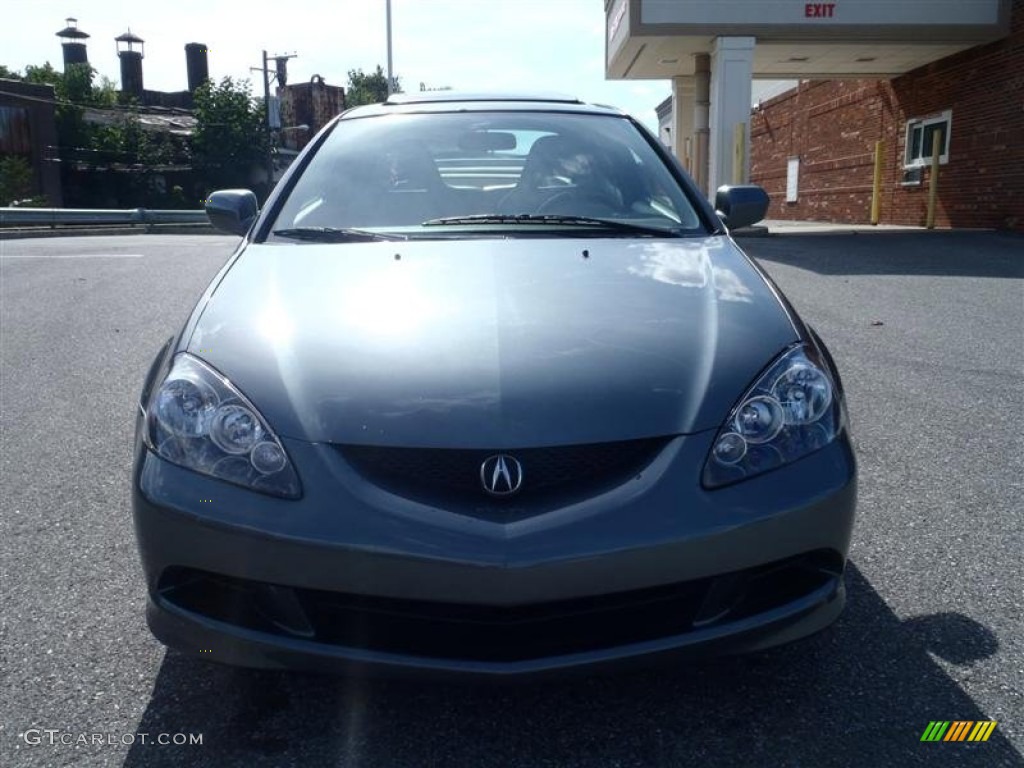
[1,232,1021,767]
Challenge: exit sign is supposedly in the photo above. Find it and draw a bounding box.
[805,3,836,17]
[635,0,1002,29]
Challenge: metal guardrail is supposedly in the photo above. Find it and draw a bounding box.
[0,207,209,227]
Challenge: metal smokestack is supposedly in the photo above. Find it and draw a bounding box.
[185,43,209,93]
[116,30,146,99]
[56,18,90,69]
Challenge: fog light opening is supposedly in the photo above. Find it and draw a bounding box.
[693,573,748,627]
[253,584,316,639]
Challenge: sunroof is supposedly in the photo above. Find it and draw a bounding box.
[384,91,583,106]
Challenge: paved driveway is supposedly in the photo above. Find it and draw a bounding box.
[1,232,1021,767]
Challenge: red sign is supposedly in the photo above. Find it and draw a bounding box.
[805,3,836,17]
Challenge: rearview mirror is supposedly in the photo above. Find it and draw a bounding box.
[714,185,769,231]
[206,189,259,236]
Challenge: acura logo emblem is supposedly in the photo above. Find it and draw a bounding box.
[480,454,524,497]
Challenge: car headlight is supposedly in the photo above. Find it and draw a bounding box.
[703,343,843,488]
[144,354,301,498]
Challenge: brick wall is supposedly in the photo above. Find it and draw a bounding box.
[750,0,1024,229]
[278,79,346,151]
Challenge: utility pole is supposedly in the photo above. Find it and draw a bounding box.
[386,0,394,96]
[261,50,272,186]
[251,50,297,188]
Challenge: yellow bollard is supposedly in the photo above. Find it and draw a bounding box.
[870,141,884,225]
[926,134,941,229]
[733,122,746,185]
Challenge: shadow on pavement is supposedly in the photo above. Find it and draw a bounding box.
[123,564,1020,767]
[747,231,1024,279]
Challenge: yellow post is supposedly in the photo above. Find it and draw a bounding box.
[870,140,884,225]
[926,133,941,229]
[733,122,746,185]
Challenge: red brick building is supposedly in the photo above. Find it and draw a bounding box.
[277,76,346,152]
[750,1,1023,229]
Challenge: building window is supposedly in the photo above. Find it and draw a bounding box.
[786,157,799,202]
[904,110,951,167]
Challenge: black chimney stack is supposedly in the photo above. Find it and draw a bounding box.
[116,30,145,99]
[185,43,209,93]
[56,18,90,69]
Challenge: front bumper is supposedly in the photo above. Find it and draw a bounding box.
[132,428,856,676]
[146,571,845,678]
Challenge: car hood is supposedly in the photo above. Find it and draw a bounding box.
[187,236,798,447]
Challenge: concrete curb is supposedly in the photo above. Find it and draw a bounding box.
[730,225,770,238]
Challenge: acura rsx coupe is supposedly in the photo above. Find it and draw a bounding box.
[131,93,856,676]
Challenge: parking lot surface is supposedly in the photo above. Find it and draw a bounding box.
[1,232,1021,767]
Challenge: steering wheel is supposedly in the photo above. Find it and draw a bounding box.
[534,189,621,217]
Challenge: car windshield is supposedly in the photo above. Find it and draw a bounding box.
[268,110,705,240]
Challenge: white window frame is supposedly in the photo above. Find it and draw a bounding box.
[786,157,800,203]
[904,110,952,168]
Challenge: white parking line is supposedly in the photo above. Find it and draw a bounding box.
[0,253,145,259]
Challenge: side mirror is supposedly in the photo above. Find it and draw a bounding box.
[714,185,769,231]
[206,189,259,236]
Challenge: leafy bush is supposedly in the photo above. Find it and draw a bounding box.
[346,66,401,107]
[0,156,35,205]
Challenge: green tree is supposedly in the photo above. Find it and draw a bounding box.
[91,113,158,165]
[0,156,35,204]
[59,63,94,103]
[11,61,113,155]
[92,75,119,108]
[22,62,62,87]
[15,62,117,109]
[346,65,401,107]
[192,77,269,194]
[22,63,92,155]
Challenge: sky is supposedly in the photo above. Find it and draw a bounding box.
[1,0,679,130]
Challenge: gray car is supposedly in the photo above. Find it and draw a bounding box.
[132,93,856,676]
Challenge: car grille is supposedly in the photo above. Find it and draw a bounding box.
[158,551,843,663]
[336,438,669,519]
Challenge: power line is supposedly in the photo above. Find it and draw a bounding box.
[0,88,191,115]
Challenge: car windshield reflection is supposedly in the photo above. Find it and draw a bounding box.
[269,112,704,239]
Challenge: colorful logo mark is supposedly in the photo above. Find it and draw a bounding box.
[921,721,997,742]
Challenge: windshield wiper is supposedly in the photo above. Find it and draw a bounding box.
[421,214,683,237]
[271,226,408,242]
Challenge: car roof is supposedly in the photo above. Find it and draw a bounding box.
[340,92,627,119]
[385,91,582,105]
